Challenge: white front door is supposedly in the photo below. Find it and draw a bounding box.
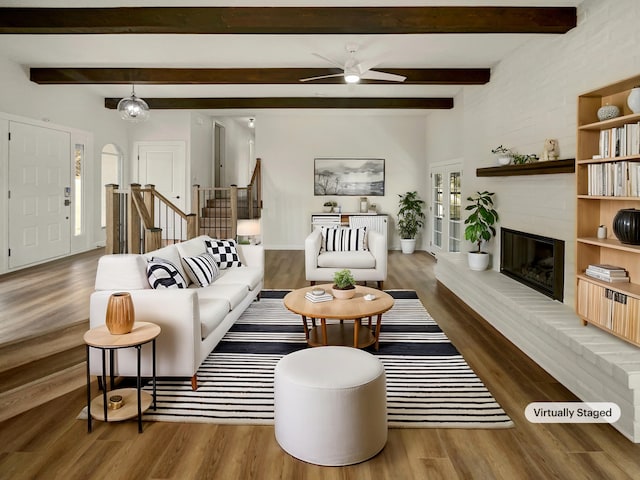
[8,122,71,268]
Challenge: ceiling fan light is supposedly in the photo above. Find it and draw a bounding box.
[117,86,150,122]
[344,71,360,84]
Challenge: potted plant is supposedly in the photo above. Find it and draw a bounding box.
[397,191,426,254]
[323,201,337,213]
[491,145,512,166]
[464,191,499,271]
[332,268,356,299]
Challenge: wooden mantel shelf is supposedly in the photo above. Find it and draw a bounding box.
[476,158,575,177]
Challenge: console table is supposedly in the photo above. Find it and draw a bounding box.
[310,212,389,241]
[84,322,160,434]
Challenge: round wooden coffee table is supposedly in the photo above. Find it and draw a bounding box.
[283,284,394,350]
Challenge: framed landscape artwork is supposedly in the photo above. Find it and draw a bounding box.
[314,158,385,196]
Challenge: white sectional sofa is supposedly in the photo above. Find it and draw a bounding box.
[89,235,264,389]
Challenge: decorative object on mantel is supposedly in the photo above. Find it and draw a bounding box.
[359,197,368,213]
[612,208,640,245]
[511,153,539,165]
[332,269,356,299]
[464,191,499,271]
[491,145,512,166]
[105,292,135,334]
[627,86,640,114]
[397,191,426,254]
[541,138,560,161]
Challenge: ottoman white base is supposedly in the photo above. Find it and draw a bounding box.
[274,346,387,466]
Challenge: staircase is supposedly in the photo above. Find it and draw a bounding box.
[106,159,262,254]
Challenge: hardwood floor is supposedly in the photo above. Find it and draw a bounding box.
[1,249,640,479]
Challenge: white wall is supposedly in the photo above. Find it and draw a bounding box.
[425,0,640,306]
[211,116,255,187]
[190,112,213,191]
[256,112,428,250]
[0,55,126,268]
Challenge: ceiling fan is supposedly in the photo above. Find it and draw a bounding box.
[300,44,406,84]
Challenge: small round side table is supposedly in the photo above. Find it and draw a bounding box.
[84,321,161,434]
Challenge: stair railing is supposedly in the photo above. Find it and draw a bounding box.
[104,183,197,254]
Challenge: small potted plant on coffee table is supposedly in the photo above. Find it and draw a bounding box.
[332,269,356,299]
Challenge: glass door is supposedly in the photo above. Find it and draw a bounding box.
[429,162,462,255]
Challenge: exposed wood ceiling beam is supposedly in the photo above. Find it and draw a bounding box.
[31,68,490,85]
[1,7,576,35]
[104,97,454,110]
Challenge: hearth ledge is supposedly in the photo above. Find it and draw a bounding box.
[435,252,640,443]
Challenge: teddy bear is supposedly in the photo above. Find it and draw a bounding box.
[541,138,559,161]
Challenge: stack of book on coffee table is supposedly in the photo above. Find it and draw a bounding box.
[305,290,334,302]
[585,264,630,283]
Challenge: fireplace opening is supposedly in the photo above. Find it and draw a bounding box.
[500,228,565,301]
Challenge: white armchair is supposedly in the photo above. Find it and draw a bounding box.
[305,228,387,289]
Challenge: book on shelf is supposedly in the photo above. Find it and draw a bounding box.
[587,161,640,197]
[587,264,628,275]
[305,292,333,302]
[585,268,630,283]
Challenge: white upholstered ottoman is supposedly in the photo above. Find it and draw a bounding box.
[274,346,387,466]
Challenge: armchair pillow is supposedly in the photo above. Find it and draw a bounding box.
[321,226,368,252]
[205,239,243,269]
[182,252,220,287]
[147,257,188,289]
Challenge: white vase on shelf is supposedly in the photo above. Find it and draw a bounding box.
[627,87,640,114]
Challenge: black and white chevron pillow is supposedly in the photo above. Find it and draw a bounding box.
[205,239,242,269]
[182,252,220,287]
[147,257,188,289]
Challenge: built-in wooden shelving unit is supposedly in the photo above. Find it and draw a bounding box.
[575,74,640,347]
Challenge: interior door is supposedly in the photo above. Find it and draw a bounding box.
[8,121,71,268]
[136,142,186,240]
[429,162,462,256]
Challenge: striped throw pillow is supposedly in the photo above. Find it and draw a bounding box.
[147,257,188,289]
[182,252,220,287]
[321,226,368,252]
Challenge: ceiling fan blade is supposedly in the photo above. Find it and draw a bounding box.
[360,70,406,82]
[299,73,344,82]
[312,52,344,69]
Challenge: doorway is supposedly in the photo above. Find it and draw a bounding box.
[8,121,71,269]
[429,162,462,256]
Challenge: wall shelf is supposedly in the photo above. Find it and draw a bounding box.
[476,158,575,177]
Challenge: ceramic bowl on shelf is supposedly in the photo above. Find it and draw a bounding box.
[597,104,620,121]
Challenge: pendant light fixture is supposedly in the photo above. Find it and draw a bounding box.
[117,85,150,122]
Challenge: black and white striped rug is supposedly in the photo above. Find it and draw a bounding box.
[141,290,513,428]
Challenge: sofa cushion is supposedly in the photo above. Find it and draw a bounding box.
[147,257,188,289]
[205,239,243,269]
[215,266,263,291]
[321,226,368,252]
[317,251,376,269]
[198,298,231,339]
[175,235,211,259]
[95,254,150,290]
[197,283,248,310]
[182,252,220,287]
